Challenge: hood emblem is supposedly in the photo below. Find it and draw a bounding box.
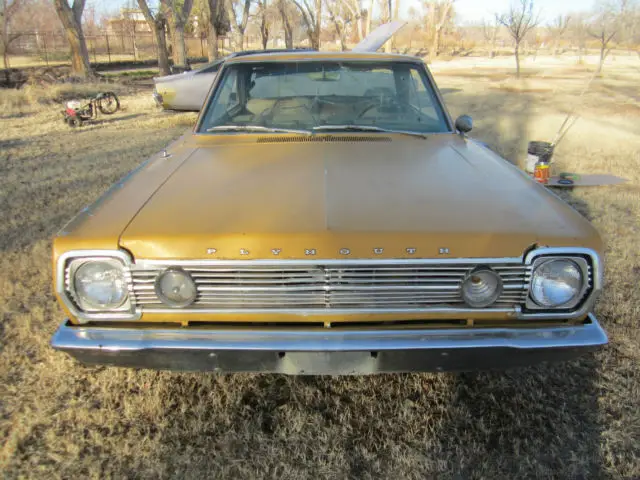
[439,247,450,255]
[339,248,351,255]
[373,248,384,255]
[305,249,317,256]
[406,248,416,255]
[271,248,281,255]
[240,248,250,255]
[206,248,217,255]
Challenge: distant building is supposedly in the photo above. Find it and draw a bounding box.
[106,8,151,34]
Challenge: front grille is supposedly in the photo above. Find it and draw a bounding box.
[129,261,532,311]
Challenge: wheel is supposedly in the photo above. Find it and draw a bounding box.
[68,116,82,127]
[98,92,120,115]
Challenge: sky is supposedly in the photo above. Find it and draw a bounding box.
[89,0,597,25]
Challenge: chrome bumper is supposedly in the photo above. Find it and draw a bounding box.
[51,314,607,374]
[152,90,163,107]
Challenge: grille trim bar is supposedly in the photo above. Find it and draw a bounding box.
[129,258,532,313]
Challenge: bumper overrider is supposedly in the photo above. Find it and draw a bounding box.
[51,314,607,374]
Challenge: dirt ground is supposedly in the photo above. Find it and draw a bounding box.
[0,55,639,478]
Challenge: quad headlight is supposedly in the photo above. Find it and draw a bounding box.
[58,251,138,321]
[530,259,583,308]
[70,258,129,311]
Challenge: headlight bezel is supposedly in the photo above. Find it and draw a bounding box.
[522,248,598,315]
[57,250,139,323]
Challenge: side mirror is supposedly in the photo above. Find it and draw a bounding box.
[455,115,473,134]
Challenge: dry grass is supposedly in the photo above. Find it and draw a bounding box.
[1,60,639,478]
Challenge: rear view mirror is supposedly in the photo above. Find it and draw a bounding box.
[455,115,473,133]
[307,71,341,82]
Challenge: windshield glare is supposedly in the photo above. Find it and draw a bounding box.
[199,61,450,134]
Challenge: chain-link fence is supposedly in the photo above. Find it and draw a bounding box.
[3,31,236,69]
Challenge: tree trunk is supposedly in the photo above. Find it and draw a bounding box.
[2,12,9,68]
[236,30,244,51]
[278,0,293,48]
[207,23,219,60]
[489,30,496,58]
[432,26,442,59]
[207,0,221,60]
[260,20,269,49]
[597,44,605,73]
[154,23,170,75]
[53,0,92,77]
[138,0,170,76]
[309,34,319,50]
[514,43,520,78]
[283,19,293,48]
[366,0,374,37]
[334,21,346,51]
[172,22,187,66]
[354,14,362,42]
[314,0,321,50]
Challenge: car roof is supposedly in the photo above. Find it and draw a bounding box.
[229,48,315,58]
[224,51,423,64]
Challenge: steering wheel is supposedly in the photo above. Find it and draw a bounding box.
[255,98,318,126]
[356,95,404,119]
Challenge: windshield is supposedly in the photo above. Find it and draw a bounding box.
[198,61,450,134]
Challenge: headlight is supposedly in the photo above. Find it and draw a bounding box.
[155,268,197,307]
[73,259,128,310]
[530,259,583,307]
[461,267,502,308]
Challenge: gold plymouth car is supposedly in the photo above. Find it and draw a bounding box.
[51,51,607,374]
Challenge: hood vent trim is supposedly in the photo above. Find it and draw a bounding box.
[256,135,392,144]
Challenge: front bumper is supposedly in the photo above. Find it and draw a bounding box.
[152,90,163,107]
[51,314,607,374]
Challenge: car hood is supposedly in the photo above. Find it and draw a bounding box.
[119,134,601,260]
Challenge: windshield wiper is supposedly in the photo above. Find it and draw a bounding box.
[207,125,312,135]
[312,125,427,139]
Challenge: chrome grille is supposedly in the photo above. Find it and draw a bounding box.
[129,261,532,311]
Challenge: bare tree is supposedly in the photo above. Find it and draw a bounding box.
[137,0,170,75]
[497,0,541,78]
[325,0,351,50]
[276,0,294,47]
[547,14,570,55]
[429,0,454,61]
[293,0,321,49]
[53,0,92,77]
[205,0,230,59]
[0,0,27,68]
[365,0,373,37]
[568,12,589,63]
[588,0,630,73]
[256,0,275,49]
[166,0,194,66]
[228,0,251,50]
[342,0,364,42]
[482,17,500,58]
